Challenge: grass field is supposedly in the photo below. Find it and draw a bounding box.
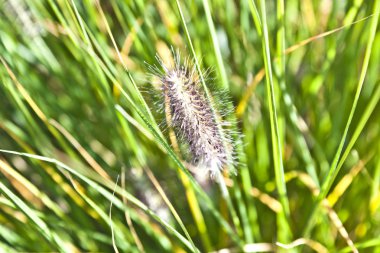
[1,0,380,252]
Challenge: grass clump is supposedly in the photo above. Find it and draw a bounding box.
[1,0,380,252]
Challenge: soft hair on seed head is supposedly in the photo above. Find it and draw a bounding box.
[151,51,234,177]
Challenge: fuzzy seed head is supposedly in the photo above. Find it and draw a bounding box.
[152,52,233,177]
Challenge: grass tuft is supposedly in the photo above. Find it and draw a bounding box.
[1,1,380,252]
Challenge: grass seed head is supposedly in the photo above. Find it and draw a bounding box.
[152,51,234,178]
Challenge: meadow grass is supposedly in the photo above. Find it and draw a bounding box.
[1,0,380,252]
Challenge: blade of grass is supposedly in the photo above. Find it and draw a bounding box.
[337,238,380,253]
[93,0,159,127]
[144,167,200,253]
[275,0,319,185]
[259,0,292,241]
[0,149,195,252]
[120,168,145,253]
[177,169,212,251]
[336,82,380,172]
[371,142,380,214]
[0,182,70,252]
[201,0,256,243]
[237,13,376,119]
[201,0,228,90]
[0,159,64,218]
[66,174,131,251]
[109,176,121,253]
[303,0,380,236]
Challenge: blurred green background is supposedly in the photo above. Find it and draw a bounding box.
[1,0,380,252]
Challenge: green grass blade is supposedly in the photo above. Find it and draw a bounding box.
[304,0,380,236]
[318,0,380,206]
[0,149,196,252]
[0,182,70,252]
[201,0,229,90]
[259,0,292,242]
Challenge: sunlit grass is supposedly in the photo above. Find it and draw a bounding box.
[1,0,380,252]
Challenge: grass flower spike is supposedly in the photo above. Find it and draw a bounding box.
[152,52,234,178]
